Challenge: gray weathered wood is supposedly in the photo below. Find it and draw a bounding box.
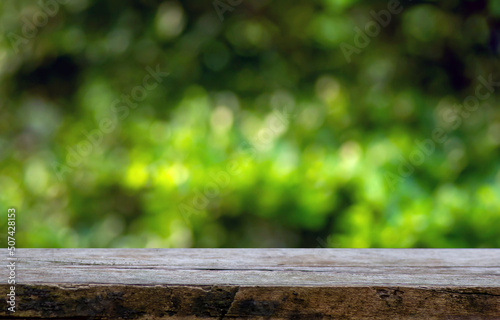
[1,249,500,319]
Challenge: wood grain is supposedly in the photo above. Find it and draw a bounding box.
[1,249,499,319]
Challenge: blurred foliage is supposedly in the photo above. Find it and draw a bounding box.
[0,0,499,248]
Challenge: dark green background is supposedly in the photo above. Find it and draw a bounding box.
[1,0,499,248]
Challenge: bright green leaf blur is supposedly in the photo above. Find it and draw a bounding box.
[0,0,499,248]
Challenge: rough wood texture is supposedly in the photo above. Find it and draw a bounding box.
[1,249,499,319]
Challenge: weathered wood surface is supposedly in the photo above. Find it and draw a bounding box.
[1,249,500,319]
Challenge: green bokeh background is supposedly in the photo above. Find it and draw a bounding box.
[1,0,499,248]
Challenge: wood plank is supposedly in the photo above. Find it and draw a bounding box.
[1,249,500,319]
